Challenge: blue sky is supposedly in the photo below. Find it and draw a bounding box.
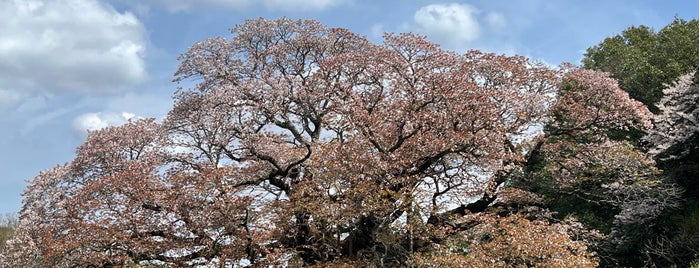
[0,0,697,214]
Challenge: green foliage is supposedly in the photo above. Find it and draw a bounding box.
[0,213,17,250]
[520,142,617,234]
[643,134,699,267]
[607,128,646,147]
[669,159,699,199]
[554,196,616,233]
[0,227,13,250]
[671,201,699,234]
[644,200,699,267]
[582,18,699,111]
[521,134,679,267]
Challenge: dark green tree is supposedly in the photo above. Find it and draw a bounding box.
[582,18,699,111]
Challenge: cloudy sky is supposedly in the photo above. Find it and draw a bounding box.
[1,0,697,214]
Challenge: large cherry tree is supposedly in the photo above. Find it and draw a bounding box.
[1,18,663,267]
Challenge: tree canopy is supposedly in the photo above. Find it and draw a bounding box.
[0,18,681,267]
[582,18,699,110]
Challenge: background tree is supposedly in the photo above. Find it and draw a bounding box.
[583,18,699,267]
[1,18,662,267]
[0,213,17,251]
[646,72,699,160]
[640,72,699,267]
[582,18,699,110]
[518,68,680,267]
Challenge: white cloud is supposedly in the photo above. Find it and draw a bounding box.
[486,11,507,29]
[72,111,138,133]
[413,3,481,46]
[150,0,349,12]
[0,0,147,95]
